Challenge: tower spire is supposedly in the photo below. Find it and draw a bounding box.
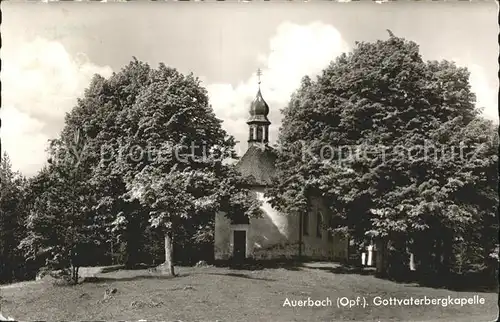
[257,68,262,89]
[247,68,270,148]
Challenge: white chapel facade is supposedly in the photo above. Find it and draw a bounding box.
[214,76,348,261]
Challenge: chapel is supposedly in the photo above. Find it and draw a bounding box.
[214,73,349,261]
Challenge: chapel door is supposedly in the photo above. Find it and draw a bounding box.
[233,230,247,261]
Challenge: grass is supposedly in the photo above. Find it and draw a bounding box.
[1,262,498,322]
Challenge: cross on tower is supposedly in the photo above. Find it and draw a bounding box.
[257,68,262,85]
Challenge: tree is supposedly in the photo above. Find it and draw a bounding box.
[19,131,96,284]
[112,63,260,275]
[267,35,498,280]
[57,60,170,269]
[53,58,261,275]
[0,152,29,283]
[58,58,154,268]
[127,165,260,275]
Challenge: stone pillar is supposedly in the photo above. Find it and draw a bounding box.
[367,245,373,266]
[409,253,415,271]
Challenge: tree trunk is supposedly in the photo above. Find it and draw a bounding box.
[345,235,350,265]
[125,239,139,269]
[72,266,79,285]
[298,213,303,259]
[440,238,452,277]
[375,238,388,277]
[110,238,114,265]
[125,220,142,268]
[162,230,175,276]
[434,237,442,276]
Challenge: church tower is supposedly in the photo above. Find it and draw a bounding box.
[247,69,271,147]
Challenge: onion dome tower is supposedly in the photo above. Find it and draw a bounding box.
[247,69,271,147]
[237,69,277,186]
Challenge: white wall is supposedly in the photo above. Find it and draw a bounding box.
[214,188,348,261]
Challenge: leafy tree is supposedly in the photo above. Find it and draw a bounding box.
[267,35,498,280]
[50,58,261,275]
[113,64,261,275]
[0,152,29,283]
[58,59,154,267]
[19,131,96,284]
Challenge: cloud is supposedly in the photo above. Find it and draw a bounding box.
[450,58,498,122]
[206,22,349,155]
[467,64,498,122]
[1,37,113,176]
[5,24,494,176]
[0,105,50,175]
[208,25,498,156]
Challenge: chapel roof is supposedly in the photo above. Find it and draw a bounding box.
[236,144,277,186]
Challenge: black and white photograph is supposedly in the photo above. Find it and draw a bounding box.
[0,1,498,321]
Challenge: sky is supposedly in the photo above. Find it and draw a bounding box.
[1,1,498,176]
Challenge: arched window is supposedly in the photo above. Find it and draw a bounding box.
[256,126,263,141]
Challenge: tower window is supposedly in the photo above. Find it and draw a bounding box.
[256,126,263,141]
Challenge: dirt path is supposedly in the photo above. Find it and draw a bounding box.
[0,279,42,290]
[0,265,123,290]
